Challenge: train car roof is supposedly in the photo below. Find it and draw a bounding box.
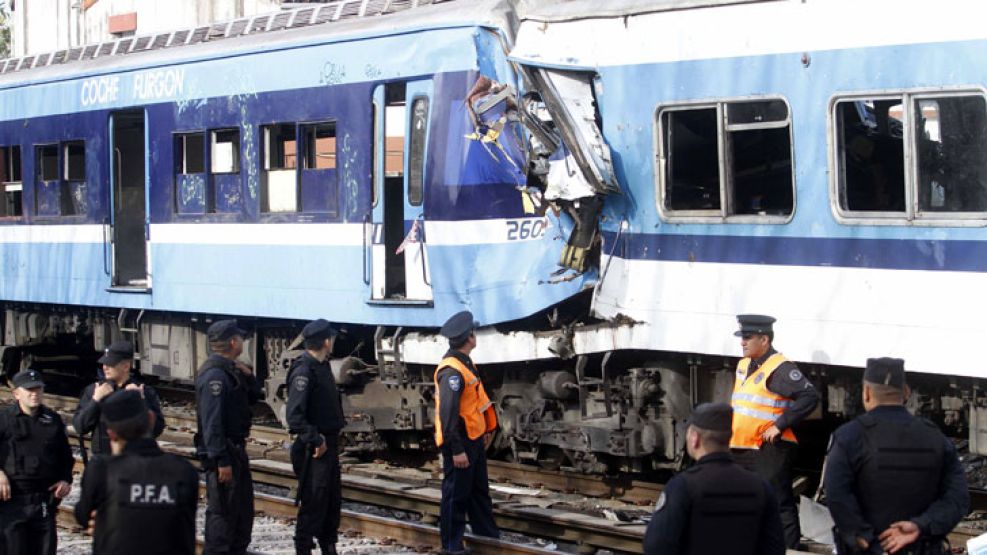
[0,0,516,88]
[517,0,779,22]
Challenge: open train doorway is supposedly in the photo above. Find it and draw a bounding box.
[369,81,433,304]
[110,110,149,289]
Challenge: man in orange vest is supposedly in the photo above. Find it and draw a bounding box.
[729,314,819,550]
[434,310,499,555]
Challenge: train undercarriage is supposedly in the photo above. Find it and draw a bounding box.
[2,301,982,477]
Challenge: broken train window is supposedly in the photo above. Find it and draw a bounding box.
[834,91,987,221]
[656,98,794,220]
[261,123,298,213]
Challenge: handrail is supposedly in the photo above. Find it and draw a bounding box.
[362,212,371,285]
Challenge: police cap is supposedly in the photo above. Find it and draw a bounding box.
[687,402,733,433]
[734,314,776,337]
[864,357,906,389]
[100,390,148,424]
[440,310,478,345]
[11,369,44,390]
[207,319,247,342]
[302,319,338,342]
[98,340,134,366]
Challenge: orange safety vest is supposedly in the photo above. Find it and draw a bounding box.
[433,356,497,447]
[730,353,798,449]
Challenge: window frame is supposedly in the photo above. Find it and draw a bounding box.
[0,145,23,219]
[209,128,241,175]
[654,96,796,224]
[828,87,987,227]
[174,131,207,175]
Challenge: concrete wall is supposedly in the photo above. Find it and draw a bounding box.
[10,0,284,58]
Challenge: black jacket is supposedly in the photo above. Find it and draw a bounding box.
[825,405,969,553]
[73,377,165,455]
[285,352,345,446]
[643,452,785,555]
[75,437,198,555]
[194,354,263,466]
[0,404,73,495]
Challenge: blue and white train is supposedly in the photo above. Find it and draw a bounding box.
[1,0,985,471]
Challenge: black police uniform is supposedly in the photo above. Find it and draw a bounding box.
[643,452,785,555]
[435,311,499,555]
[732,346,818,546]
[826,408,969,554]
[286,319,346,555]
[0,373,73,555]
[75,390,198,555]
[74,379,165,457]
[195,321,263,555]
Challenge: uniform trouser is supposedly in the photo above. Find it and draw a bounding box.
[734,442,801,549]
[0,493,57,555]
[291,434,342,553]
[204,443,255,555]
[440,437,500,553]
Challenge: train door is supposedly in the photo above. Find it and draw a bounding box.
[109,110,149,289]
[369,80,433,303]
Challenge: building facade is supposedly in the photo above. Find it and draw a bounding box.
[8,0,288,58]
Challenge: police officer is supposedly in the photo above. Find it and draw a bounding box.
[74,340,165,459]
[75,390,199,554]
[286,319,345,555]
[195,319,264,555]
[643,403,784,555]
[825,358,969,555]
[434,310,499,555]
[0,370,73,555]
[729,314,819,549]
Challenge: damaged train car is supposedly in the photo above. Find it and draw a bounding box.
[3,0,987,475]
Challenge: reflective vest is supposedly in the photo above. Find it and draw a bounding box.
[730,353,798,449]
[433,356,497,447]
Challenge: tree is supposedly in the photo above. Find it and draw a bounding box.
[0,2,10,59]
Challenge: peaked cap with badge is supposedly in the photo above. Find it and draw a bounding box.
[98,340,134,366]
[440,310,478,345]
[734,314,776,337]
[207,319,247,342]
[100,389,148,424]
[11,369,45,389]
[302,319,338,343]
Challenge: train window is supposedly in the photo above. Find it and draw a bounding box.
[262,124,298,213]
[175,133,205,174]
[302,122,336,170]
[0,146,22,217]
[265,124,297,170]
[64,142,85,181]
[657,98,794,221]
[833,91,987,222]
[37,144,58,182]
[385,103,406,177]
[211,129,240,174]
[661,107,721,212]
[915,96,987,213]
[408,97,428,206]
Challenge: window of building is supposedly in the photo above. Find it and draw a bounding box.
[833,91,987,221]
[408,97,429,206]
[211,129,240,174]
[657,98,794,221]
[0,145,22,217]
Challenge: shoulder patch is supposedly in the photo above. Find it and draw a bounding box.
[208,380,223,397]
[654,492,666,512]
[753,373,764,384]
[448,374,462,392]
[294,375,309,392]
[789,369,803,381]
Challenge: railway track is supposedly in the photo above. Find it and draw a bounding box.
[11,390,987,554]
